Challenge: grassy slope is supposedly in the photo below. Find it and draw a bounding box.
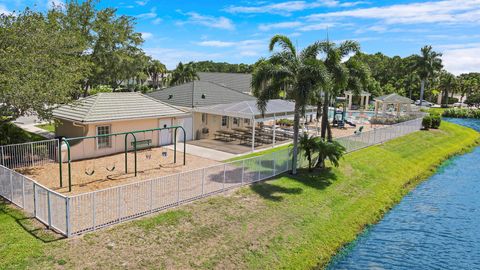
[1,122,479,269]
[35,123,55,133]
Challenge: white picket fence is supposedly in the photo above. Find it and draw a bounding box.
[0,117,423,237]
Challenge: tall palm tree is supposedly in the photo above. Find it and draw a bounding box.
[438,71,457,107]
[411,45,443,106]
[317,40,360,140]
[147,59,167,89]
[252,35,328,174]
[169,62,199,86]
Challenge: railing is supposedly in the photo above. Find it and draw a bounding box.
[0,117,423,237]
[0,139,59,169]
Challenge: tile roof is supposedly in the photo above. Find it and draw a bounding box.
[147,80,256,108]
[374,93,413,104]
[53,92,188,123]
[197,72,252,93]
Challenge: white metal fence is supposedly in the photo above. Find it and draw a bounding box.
[0,139,59,169]
[0,117,423,237]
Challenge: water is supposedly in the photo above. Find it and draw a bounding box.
[328,118,480,270]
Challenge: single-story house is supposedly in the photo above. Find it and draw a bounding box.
[148,80,256,140]
[53,92,190,160]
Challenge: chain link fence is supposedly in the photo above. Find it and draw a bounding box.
[0,117,423,237]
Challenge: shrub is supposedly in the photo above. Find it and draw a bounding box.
[422,115,432,130]
[442,108,480,119]
[430,114,442,129]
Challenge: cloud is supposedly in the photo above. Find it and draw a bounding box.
[135,0,149,6]
[178,12,235,30]
[47,0,64,8]
[258,21,303,31]
[0,4,11,15]
[225,1,367,16]
[305,0,480,25]
[144,47,226,69]
[141,32,153,40]
[441,44,480,75]
[152,18,162,25]
[195,39,267,57]
[196,41,236,47]
[136,7,157,19]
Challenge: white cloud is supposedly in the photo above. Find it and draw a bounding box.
[152,18,162,25]
[225,0,367,16]
[135,0,149,6]
[298,22,334,31]
[194,39,267,57]
[441,44,480,75]
[0,4,11,15]
[178,12,235,30]
[137,7,157,19]
[47,0,64,8]
[306,0,480,25]
[141,32,153,40]
[144,47,225,69]
[258,21,303,31]
[196,41,236,47]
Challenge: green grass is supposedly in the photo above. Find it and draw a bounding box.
[0,122,47,144]
[225,143,292,162]
[422,107,448,115]
[35,123,55,133]
[1,122,479,269]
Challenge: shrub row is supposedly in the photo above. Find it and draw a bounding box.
[422,114,441,130]
[369,115,416,125]
[442,108,480,119]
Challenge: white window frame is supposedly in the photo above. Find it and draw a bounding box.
[96,125,112,149]
[221,116,229,128]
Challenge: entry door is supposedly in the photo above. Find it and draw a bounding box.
[158,118,172,146]
[177,117,193,142]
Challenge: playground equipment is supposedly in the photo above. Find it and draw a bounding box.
[58,126,186,192]
[332,97,347,128]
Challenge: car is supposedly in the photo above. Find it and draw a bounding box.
[453,102,468,108]
[414,100,434,107]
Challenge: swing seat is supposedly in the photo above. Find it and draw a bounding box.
[106,165,116,172]
[85,169,95,176]
[131,139,152,150]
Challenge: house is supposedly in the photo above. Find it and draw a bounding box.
[53,92,191,159]
[148,79,256,140]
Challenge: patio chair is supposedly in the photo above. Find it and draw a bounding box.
[354,126,364,135]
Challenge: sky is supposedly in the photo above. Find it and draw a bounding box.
[1,0,480,75]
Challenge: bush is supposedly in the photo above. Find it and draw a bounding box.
[422,115,432,130]
[430,114,442,129]
[369,115,416,125]
[442,108,480,119]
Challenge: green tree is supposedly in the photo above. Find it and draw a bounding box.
[317,40,360,140]
[438,71,457,107]
[0,9,88,121]
[411,45,443,106]
[345,57,374,108]
[147,59,167,89]
[169,62,199,86]
[315,139,346,169]
[252,35,328,174]
[299,133,318,172]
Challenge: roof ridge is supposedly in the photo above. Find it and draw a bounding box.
[83,94,102,122]
[199,80,253,97]
[139,92,189,113]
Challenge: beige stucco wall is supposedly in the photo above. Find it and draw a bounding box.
[56,117,188,161]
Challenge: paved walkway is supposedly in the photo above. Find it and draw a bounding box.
[13,115,55,139]
[166,143,236,161]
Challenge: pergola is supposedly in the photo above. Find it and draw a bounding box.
[374,93,413,117]
[194,99,317,152]
[345,90,371,110]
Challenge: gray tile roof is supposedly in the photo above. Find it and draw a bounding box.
[374,93,413,104]
[53,92,188,123]
[198,72,252,93]
[147,80,256,108]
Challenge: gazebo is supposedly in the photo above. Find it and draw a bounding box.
[344,90,371,110]
[374,93,413,117]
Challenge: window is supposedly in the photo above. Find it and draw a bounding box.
[221,116,229,127]
[244,118,251,126]
[96,125,111,149]
[233,117,240,126]
[202,113,208,124]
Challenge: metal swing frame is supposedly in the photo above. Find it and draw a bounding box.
[59,126,186,192]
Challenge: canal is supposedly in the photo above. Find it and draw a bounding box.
[328,118,480,270]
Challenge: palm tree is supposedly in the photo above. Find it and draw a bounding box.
[299,133,318,172]
[438,71,457,107]
[345,58,373,108]
[411,45,443,106]
[252,35,328,174]
[169,62,199,86]
[147,59,167,89]
[315,139,346,169]
[317,40,360,140]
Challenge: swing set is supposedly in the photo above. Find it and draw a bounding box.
[58,126,186,192]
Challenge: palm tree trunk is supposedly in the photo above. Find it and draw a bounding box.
[321,91,329,139]
[291,103,301,175]
[419,80,425,106]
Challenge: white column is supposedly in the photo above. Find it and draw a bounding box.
[366,95,370,109]
[374,101,379,116]
[251,118,255,152]
[360,95,364,108]
[397,104,401,117]
[348,94,353,110]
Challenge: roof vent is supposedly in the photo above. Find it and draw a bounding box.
[168,94,173,99]
[201,94,206,99]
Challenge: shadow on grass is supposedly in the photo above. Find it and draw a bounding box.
[288,167,338,191]
[0,198,65,243]
[250,182,303,202]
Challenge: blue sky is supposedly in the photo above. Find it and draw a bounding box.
[1,0,480,74]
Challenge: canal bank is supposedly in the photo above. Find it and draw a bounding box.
[328,118,480,270]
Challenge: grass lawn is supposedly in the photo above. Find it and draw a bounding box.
[225,143,292,162]
[0,122,48,144]
[35,123,55,133]
[1,121,479,269]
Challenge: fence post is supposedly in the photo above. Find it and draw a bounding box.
[223,164,226,191]
[176,174,180,205]
[202,168,205,196]
[273,154,276,176]
[66,197,71,237]
[92,193,96,230]
[22,176,25,208]
[117,187,121,222]
[33,183,37,217]
[30,143,34,167]
[9,170,13,201]
[47,191,52,228]
[1,146,4,167]
[241,160,245,185]
[257,158,261,181]
[149,179,153,213]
